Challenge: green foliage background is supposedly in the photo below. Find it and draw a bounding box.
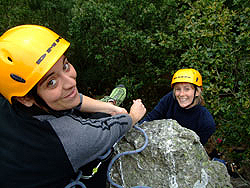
[0,0,249,169]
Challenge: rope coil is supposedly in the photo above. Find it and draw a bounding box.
[65,125,151,188]
[107,125,152,188]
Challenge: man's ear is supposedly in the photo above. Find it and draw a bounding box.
[14,96,35,107]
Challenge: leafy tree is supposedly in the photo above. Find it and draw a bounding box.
[0,0,72,38]
[0,0,249,172]
[68,0,250,165]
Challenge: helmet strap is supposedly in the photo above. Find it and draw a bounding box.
[183,86,197,109]
[31,87,63,117]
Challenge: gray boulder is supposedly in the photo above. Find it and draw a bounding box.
[108,119,233,188]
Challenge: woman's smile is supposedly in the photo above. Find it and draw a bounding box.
[64,87,77,99]
[37,55,80,110]
[174,83,196,108]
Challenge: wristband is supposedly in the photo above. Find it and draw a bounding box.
[74,93,83,111]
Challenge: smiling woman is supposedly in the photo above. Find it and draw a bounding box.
[174,83,201,109]
[0,24,146,188]
[36,55,80,111]
[139,68,215,145]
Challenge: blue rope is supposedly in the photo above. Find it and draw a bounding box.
[65,125,151,188]
[107,125,152,188]
[64,170,86,188]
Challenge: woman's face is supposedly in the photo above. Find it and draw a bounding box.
[174,82,199,108]
[36,55,80,111]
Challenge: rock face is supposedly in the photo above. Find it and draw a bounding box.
[109,119,233,188]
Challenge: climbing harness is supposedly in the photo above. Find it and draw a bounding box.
[65,124,151,188]
[64,148,114,188]
[107,125,152,188]
[80,161,102,180]
[81,147,114,180]
[64,170,86,188]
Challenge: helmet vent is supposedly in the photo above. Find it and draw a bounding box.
[10,73,26,83]
[8,57,13,62]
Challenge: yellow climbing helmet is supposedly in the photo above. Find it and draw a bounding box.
[0,25,70,103]
[171,68,202,88]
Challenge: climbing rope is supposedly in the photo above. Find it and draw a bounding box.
[64,170,86,188]
[107,125,152,188]
[65,124,151,188]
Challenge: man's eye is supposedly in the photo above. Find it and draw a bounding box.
[48,79,57,87]
[63,63,70,71]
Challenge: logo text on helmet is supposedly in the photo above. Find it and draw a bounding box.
[174,76,191,79]
[36,37,62,64]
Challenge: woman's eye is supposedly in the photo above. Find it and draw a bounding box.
[48,79,57,87]
[63,62,70,71]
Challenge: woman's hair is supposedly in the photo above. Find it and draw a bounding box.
[173,84,205,106]
[11,86,35,105]
[12,85,51,111]
[12,85,64,117]
[196,86,205,106]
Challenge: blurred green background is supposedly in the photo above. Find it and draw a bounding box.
[1,0,249,177]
